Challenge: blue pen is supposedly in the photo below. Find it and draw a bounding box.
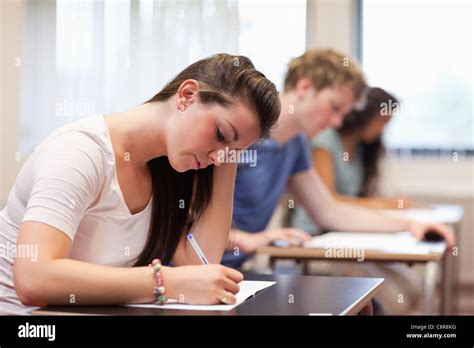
[186,233,209,265]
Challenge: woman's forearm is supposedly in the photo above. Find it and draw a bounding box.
[16,255,248,307]
[174,163,238,265]
[14,258,178,306]
[333,194,400,209]
[320,199,412,232]
[289,169,413,233]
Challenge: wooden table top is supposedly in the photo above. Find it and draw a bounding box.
[258,245,445,262]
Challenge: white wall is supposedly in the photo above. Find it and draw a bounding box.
[0,0,26,207]
[306,0,359,57]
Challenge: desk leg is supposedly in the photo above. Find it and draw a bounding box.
[269,257,276,272]
[302,260,310,275]
[452,222,461,314]
[440,223,460,315]
[440,250,452,315]
[424,261,439,315]
[440,222,461,314]
[359,300,374,316]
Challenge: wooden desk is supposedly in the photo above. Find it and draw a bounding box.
[32,273,384,316]
[258,245,444,262]
[258,238,447,315]
[379,204,464,314]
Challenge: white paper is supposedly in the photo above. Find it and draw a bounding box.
[380,204,464,224]
[308,313,333,316]
[126,280,276,311]
[304,231,446,255]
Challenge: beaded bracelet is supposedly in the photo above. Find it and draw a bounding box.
[149,258,167,305]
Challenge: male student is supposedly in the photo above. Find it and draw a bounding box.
[223,48,454,268]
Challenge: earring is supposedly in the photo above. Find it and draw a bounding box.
[178,103,185,113]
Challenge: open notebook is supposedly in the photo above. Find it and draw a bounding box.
[126,280,276,311]
[305,231,446,255]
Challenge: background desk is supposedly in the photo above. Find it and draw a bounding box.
[33,273,383,316]
[258,242,446,315]
[380,204,464,314]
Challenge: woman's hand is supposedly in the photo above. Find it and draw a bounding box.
[408,222,455,249]
[161,265,243,305]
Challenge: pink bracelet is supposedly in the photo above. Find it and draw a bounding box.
[149,258,167,305]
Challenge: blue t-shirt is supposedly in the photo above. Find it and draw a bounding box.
[222,133,312,268]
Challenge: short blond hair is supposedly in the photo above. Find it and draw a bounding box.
[284,48,366,99]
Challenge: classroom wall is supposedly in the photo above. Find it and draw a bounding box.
[0,0,25,208]
[306,0,359,57]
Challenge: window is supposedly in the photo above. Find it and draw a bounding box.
[20,0,306,154]
[238,0,306,91]
[361,0,473,151]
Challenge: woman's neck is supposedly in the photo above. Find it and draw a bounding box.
[270,92,303,144]
[104,102,170,168]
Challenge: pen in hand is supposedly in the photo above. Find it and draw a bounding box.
[186,233,210,265]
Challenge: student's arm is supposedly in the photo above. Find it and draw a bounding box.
[14,222,243,306]
[173,163,238,265]
[313,148,414,209]
[287,168,455,247]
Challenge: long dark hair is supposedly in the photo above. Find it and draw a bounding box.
[338,87,398,197]
[133,54,280,266]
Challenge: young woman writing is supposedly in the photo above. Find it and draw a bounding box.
[0,54,280,314]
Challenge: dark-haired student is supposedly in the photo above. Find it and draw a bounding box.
[0,54,280,314]
[223,50,454,273]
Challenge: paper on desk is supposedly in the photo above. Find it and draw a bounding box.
[381,204,464,224]
[126,280,276,311]
[304,231,446,254]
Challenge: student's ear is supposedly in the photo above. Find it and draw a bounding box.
[295,78,313,100]
[176,79,200,109]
